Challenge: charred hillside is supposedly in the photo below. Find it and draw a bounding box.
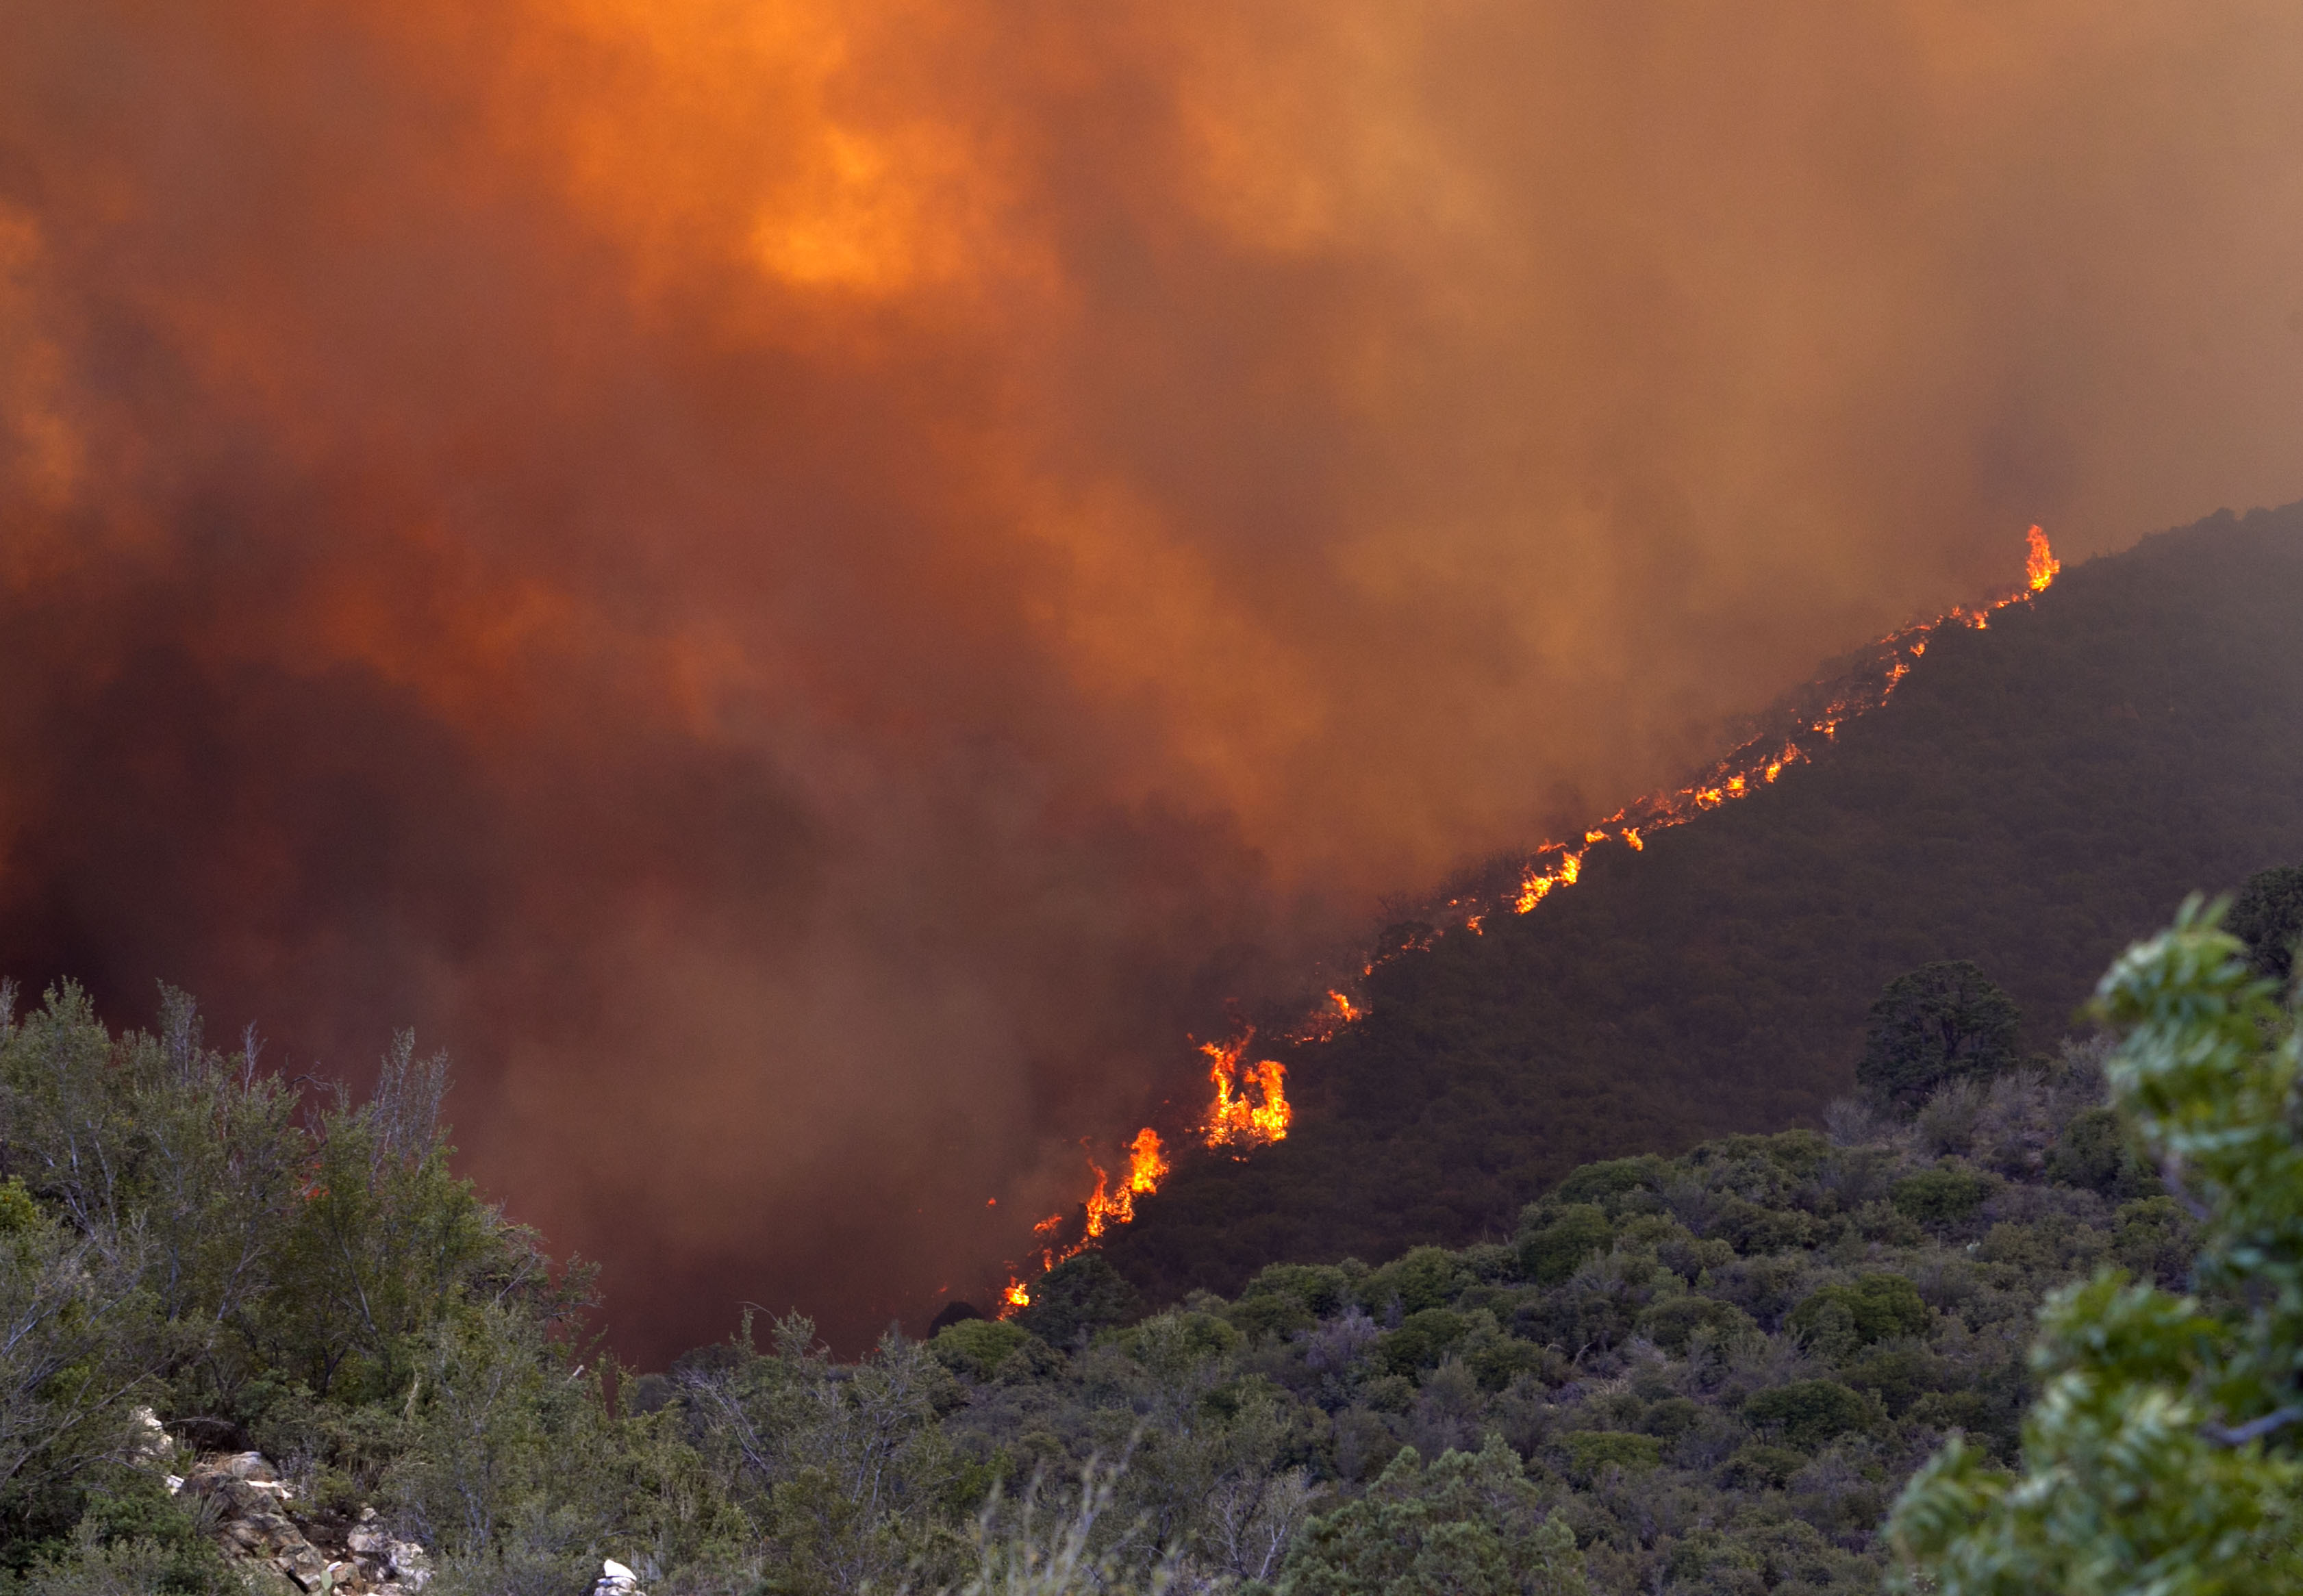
[1103,503,2303,1302]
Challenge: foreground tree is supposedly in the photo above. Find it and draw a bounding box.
[1888,899,2303,1593]
[2228,862,2303,987]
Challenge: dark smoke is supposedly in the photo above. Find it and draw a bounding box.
[3,1,2301,1356]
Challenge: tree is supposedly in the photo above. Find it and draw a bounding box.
[1857,961,2021,1111]
[1277,1433,1587,1595]
[2227,863,2303,987]
[1888,898,2303,1593]
[1017,1253,1139,1349]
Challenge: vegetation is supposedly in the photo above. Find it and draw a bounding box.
[9,893,2274,1592]
[1889,900,2303,1590]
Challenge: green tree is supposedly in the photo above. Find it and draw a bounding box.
[1889,899,2303,1593]
[1278,1433,1587,1595]
[2228,863,2303,987]
[1858,961,2022,1112]
[1017,1252,1139,1349]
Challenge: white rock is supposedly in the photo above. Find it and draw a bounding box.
[596,1557,645,1594]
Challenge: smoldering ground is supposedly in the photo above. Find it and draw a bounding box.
[3,1,2302,1356]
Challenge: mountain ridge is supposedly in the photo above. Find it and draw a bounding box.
[1103,502,2303,1302]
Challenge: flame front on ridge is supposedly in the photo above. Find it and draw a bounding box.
[993,527,2058,1318]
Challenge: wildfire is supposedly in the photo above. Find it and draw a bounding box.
[2026,523,2061,592]
[990,528,2060,1315]
[1200,1027,1292,1151]
[1508,526,2059,917]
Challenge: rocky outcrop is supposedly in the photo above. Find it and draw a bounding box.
[173,1452,431,1594]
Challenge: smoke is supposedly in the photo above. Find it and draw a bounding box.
[3,1,2301,1355]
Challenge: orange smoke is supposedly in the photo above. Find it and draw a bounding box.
[5,0,2300,1357]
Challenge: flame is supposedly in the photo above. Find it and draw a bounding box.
[1201,1027,1292,1150]
[2026,523,2061,592]
[1491,534,2051,914]
[995,525,2060,1311]
[1128,1126,1169,1193]
[1507,526,2057,917]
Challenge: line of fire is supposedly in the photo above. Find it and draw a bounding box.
[996,527,2061,1316]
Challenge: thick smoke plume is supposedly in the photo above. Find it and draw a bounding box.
[3,2,2301,1356]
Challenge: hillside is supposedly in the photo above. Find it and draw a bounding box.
[1104,503,2303,1302]
[0,957,2214,1594]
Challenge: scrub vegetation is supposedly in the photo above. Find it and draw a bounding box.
[8,881,2300,1591]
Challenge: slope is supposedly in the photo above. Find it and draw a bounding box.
[1103,502,2303,1301]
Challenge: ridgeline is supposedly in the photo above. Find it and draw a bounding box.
[1105,503,2303,1302]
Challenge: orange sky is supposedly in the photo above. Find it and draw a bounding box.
[4,1,2302,1354]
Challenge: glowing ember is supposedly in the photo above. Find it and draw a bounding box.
[1327,990,1363,1024]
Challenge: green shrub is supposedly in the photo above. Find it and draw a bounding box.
[1639,1294,1754,1354]
[1890,1166,1998,1228]
[1359,1247,1469,1315]
[1377,1309,1469,1376]
[1744,1380,1876,1449]
[1788,1274,1930,1348]
[1721,1444,1807,1489]
[1560,1430,1663,1483]
[1517,1205,1613,1284]
[931,1317,1032,1381]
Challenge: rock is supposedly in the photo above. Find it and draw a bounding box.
[183,1449,424,1594]
[386,1539,433,1591]
[127,1406,173,1468]
[594,1557,646,1595]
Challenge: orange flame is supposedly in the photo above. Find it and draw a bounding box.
[1508,526,2056,917]
[1128,1126,1169,1193]
[999,527,2060,1312]
[2025,523,2061,592]
[1201,1027,1292,1150]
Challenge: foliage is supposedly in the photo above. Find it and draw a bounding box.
[1889,900,2303,1592]
[1,888,2280,1593]
[1276,1434,1587,1595]
[1859,962,2022,1113]
[2228,863,2303,987]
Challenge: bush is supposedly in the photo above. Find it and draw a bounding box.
[1889,1167,1998,1228]
[1559,1430,1663,1484]
[1743,1381,1875,1450]
[1891,900,2303,1589]
[1279,1434,1589,1595]
[933,1318,1033,1381]
[1787,1274,1930,1348]
[1516,1206,1613,1284]
[1016,1252,1139,1347]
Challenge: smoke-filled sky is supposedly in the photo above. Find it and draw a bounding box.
[3,1,2302,1356]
